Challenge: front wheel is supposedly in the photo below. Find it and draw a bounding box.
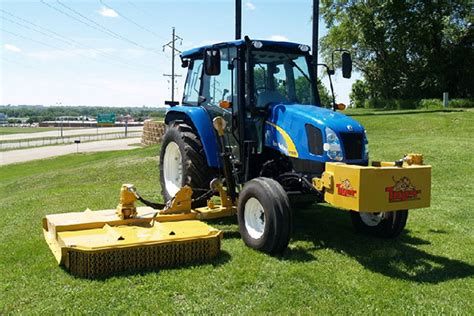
[159,122,214,204]
[237,177,293,254]
[350,210,408,238]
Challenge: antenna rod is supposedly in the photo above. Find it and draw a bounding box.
[312,0,319,71]
[236,0,242,40]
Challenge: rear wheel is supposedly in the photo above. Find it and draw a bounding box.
[159,122,214,204]
[238,177,292,254]
[350,210,408,238]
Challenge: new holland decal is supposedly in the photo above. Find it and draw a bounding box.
[385,176,421,202]
[336,179,357,198]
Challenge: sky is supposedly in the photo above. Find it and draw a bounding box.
[0,0,359,107]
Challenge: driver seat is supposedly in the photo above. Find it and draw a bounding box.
[256,90,287,108]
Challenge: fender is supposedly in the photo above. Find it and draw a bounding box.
[165,106,220,168]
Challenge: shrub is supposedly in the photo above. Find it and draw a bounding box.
[419,99,443,109]
[363,98,418,110]
[449,99,474,108]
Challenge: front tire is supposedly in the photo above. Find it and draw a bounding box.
[350,210,408,238]
[238,177,293,254]
[159,122,214,204]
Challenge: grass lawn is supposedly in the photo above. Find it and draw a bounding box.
[0,127,60,135]
[1,111,473,314]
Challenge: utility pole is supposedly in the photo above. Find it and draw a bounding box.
[163,27,183,102]
[312,0,319,73]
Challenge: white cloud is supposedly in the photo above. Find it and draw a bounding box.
[4,44,22,53]
[268,35,289,41]
[98,6,119,18]
[245,1,256,10]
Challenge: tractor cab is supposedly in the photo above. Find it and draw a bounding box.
[180,40,320,160]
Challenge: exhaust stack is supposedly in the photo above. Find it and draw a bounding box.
[312,0,319,70]
[236,0,242,40]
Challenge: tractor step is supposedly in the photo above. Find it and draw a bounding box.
[43,207,223,278]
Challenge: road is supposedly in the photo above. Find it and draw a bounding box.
[0,131,142,150]
[0,137,141,166]
[0,126,143,141]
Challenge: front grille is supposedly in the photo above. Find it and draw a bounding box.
[339,133,364,160]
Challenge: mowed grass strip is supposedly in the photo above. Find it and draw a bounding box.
[0,111,473,314]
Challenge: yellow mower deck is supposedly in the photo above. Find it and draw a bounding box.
[43,186,236,278]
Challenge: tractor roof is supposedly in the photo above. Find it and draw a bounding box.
[181,39,310,59]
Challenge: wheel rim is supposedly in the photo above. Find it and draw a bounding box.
[244,197,265,239]
[360,212,385,226]
[163,141,182,197]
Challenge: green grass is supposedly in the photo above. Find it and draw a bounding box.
[0,127,59,135]
[1,111,473,314]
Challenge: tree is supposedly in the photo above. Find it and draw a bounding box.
[320,0,473,99]
[350,79,370,108]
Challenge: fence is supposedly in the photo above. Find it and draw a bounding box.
[1,131,142,150]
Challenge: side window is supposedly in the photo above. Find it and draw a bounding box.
[201,48,237,107]
[273,63,289,99]
[183,59,203,105]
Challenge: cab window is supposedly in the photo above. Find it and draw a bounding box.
[182,59,203,105]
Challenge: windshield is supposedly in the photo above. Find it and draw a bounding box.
[251,51,314,107]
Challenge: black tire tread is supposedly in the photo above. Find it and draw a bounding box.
[350,210,408,238]
[238,177,292,254]
[160,122,214,204]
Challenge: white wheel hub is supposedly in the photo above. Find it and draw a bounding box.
[244,197,266,239]
[360,212,385,227]
[163,141,183,197]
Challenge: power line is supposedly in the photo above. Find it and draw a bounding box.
[39,0,161,56]
[162,27,183,102]
[2,28,65,51]
[1,9,156,71]
[2,27,149,73]
[54,0,161,55]
[99,0,167,41]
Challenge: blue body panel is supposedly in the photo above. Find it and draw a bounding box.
[264,103,368,164]
[165,106,220,168]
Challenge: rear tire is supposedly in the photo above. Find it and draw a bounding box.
[238,177,292,254]
[159,122,214,205]
[350,210,408,238]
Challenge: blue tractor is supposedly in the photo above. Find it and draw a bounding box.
[159,37,410,254]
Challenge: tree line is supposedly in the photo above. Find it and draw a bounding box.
[320,0,473,108]
[0,105,166,123]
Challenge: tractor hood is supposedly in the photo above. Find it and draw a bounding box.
[264,103,367,163]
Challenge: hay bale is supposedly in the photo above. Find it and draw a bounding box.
[141,120,166,146]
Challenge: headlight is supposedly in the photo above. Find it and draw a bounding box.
[324,127,343,161]
[363,130,369,160]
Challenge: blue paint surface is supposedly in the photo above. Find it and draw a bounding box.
[265,103,368,164]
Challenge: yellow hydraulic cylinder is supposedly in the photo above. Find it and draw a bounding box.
[116,184,138,219]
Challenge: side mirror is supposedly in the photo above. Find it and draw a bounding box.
[342,52,352,79]
[204,49,221,76]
